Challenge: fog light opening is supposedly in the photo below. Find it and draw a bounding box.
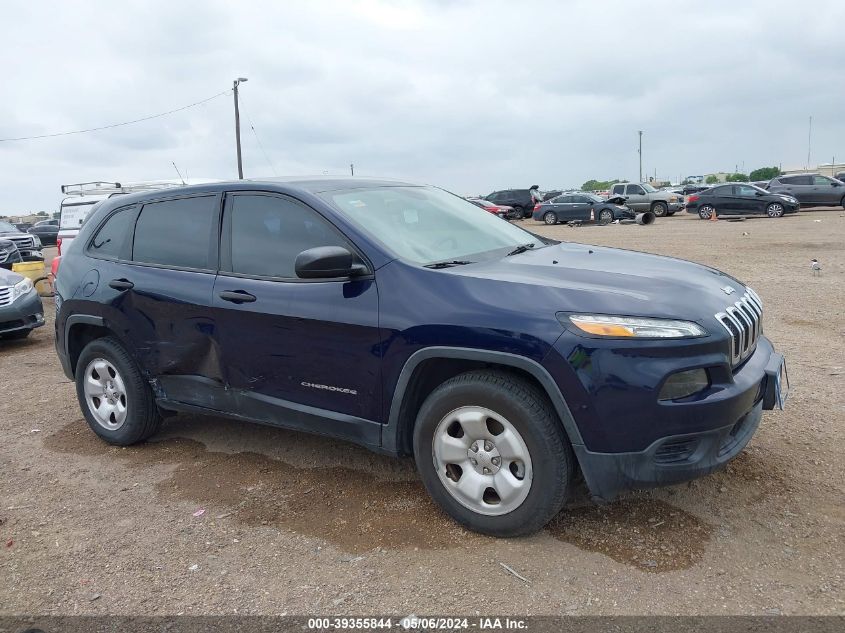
[659,368,710,401]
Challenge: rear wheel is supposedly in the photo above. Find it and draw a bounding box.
[413,370,575,537]
[543,211,558,225]
[651,201,668,217]
[75,336,162,445]
[698,204,715,220]
[512,205,525,219]
[598,209,614,224]
[766,202,784,218]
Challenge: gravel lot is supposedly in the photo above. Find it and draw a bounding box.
[1,210,843,615]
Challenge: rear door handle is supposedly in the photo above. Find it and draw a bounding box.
[219,290,257,304]
[108,279,134,291]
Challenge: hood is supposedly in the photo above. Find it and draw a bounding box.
[0,230,28,238]
[449,243,746,320]
[0,266,24,285]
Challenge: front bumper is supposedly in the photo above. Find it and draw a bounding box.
[0,290,45,335]
[572,345,785,502]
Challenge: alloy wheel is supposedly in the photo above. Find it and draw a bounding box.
[767,203,784,217]
[699,205,714,220]
[543,211,557,225]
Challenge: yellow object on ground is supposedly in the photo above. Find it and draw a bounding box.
[11,261,52,296]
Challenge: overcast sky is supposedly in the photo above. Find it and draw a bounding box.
[2,0,844,213]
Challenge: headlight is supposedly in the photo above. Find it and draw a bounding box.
[659,368,710,400]
[566,314,706,338]
[12,277,34,301]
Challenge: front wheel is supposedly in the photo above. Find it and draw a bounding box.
[75,336,163,445]
[651,202,668,217]
[598,209,614,224]
[766,202,784,218]
[413,370,574,537]
[698,204,715,220]
[543,211,558,225]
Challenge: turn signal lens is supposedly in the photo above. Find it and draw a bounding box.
[565,315,706,339]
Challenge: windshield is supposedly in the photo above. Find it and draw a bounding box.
[641,183,657,193]
[586,194,603,203]
[323,186,541,265]
[0,221,18,232]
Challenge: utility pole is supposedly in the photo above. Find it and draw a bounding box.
[807,115,812,168]
[638,131,643,183]
[233,77,249,179]
[350,163,354,176]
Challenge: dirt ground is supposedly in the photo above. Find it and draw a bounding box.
[1,210,843,615]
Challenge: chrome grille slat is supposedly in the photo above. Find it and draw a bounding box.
[0,286,12,307]
[716,291,763,366]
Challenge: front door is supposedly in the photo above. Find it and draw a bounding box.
[732,184,762,214]
[624,184,648,211]
[210,191,382,440]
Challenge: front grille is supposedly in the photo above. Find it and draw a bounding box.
[8,235,34,249]
[716,289,763,366]
[0,286,12,307]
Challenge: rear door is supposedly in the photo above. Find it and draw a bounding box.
[624,184,648,211]
[811,175,843,204]
[90,194,221,391]
[777,175,812,202]
[210,191,382,434]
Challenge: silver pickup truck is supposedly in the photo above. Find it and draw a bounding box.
[608,182,684,217]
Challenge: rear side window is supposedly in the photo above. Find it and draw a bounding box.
[611,185,624,195]
[782,175,811,185]
[223,193,351,279]
[132,196,217,269]
[88,206,136,259]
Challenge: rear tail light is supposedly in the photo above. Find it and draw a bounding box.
[533,203,541,211]
[51,256,61,278]
[56,237,62,255]
[688,194,700,203]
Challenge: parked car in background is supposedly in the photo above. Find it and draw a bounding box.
[467,198,513,219]
[835,172,845,182]
[14,222,33,232]
[686,184,799,219]
[54,177,786,537]
[533,192,635,225]
[0,220,42,260]
[767,173,845,208]
[681,184,711,196]
[608,182,683,216]
[484,189,535,218]
[750,180,771,189]
[0,265,45,340]
[0,239,23,270]
[28,219,60,245]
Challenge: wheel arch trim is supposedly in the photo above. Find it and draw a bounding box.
[62,314,106,378]
[381,346,585,454]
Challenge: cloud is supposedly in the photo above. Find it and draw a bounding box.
[1,0,844,213]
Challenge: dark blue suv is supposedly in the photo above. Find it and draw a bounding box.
[54,178,787,537]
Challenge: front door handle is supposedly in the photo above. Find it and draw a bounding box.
[219,290,257,304]
[108,279,134,291]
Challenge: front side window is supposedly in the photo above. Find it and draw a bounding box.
[626,185,645,195]
[88,206,136,259]
[323,186,543,265]
[224,194,351,278]
[132,196,217,269]
[736,185,758,197]
[812,175,833,185]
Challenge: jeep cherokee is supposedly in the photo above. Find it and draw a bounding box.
[54,178,787,537]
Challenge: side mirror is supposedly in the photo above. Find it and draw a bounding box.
[295,246,366,279]
[755,191,764,196]
[831,181,840,187]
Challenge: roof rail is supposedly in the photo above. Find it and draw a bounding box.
[60,180,193,197]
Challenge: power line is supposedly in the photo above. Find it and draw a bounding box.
[0,89,233,142]
[237,92,277,176]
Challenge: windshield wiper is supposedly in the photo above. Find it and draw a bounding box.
[506,243,535,256]
[424,260,474,269]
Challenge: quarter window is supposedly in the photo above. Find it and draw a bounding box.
[88,206,136,259]
[224,194,351,278]
[132,196,217,269]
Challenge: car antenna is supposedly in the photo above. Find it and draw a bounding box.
[172,161,186,185]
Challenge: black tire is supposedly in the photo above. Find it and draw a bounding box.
[840,195,845,210]
[651,201,668,217]
[512,205,525,219]
[75,336,162,446]
[1,329,31,340]
[543,211,558,225]
[597,209,614,225]
[413,370,575,537]
[698,204,715,220]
